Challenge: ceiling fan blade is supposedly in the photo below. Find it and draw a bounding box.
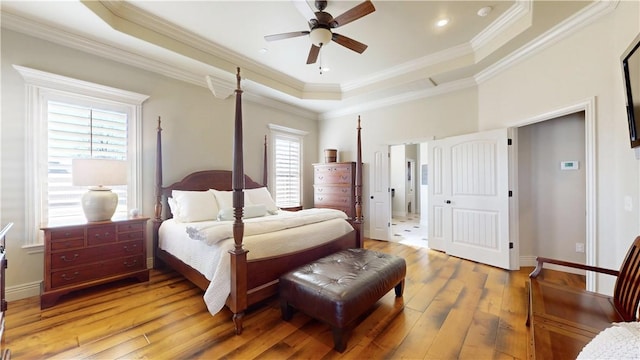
[332,0,375,28]
[264,31,310,42]
[292,0,316,22]
[332,33,368,54]
[306,44,321,64]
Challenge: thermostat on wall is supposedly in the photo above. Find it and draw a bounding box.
[560,161,579,170]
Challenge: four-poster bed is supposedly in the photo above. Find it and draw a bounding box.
[152,68,364,334]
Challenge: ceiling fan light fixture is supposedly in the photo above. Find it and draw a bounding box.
[310,27,332,47]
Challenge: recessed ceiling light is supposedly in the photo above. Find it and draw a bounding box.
[436,18,449,27]
[477,6,492,17]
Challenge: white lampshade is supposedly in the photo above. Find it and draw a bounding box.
[310,28,332,47]
[72,159,127,222]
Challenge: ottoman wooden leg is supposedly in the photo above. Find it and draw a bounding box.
[395,279,405,297]
[332,327,349,353]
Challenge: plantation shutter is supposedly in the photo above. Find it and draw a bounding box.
[273,133,301,208]
[46,101,128,222]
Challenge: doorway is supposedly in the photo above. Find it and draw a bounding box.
[390,144,427,247]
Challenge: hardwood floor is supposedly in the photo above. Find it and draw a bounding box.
[5,239,566,359]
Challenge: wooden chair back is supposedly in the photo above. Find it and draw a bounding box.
[613,236,640,321]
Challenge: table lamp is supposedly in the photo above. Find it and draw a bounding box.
[72,158,127,222]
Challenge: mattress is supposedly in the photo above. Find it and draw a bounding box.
[158,209,354,314]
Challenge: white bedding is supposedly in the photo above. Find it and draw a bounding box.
[158,208,354,315]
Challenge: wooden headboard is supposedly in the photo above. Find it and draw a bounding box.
[158,170,262,220]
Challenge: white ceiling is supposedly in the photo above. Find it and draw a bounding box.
[1,0,599,119]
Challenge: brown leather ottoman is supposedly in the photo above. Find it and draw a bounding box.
[279,248,406,352]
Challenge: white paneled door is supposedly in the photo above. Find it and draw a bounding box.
[369,145,391,241]
[428,128,512,269]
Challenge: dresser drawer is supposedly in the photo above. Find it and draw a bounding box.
[50,239,144,269]
[314,193,353,207]
[50,254,145,289]
[50,238,85,251]
[314,164,354,184]
[50,228,84,241]
[314,185,354,196]
[87,225,117,245]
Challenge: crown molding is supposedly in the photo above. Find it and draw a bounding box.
[1,11,210,89]
[471,0,532,51]
[475,0,619,84]
[320,77,477,121]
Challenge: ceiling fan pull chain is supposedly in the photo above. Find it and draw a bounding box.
[319,47,323,75]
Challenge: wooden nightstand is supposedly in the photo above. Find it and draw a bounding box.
[40,217,150,309]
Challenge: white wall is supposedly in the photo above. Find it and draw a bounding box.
[478,1,640,293]
[0,29,318,299]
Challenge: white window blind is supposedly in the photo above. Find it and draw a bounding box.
[273,134,301,208]
[46,101,128,222]
[269,124,308,209]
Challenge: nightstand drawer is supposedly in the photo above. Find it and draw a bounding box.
[50,254,145,288]
[87,225,117,245]
[50,228,84,241]
[50,240,144,269]
[118,231,144,242]
[118,222,144,233]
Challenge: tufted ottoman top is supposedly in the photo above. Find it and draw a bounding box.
[279,248,406,328]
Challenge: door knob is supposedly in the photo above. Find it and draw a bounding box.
[445,200,451,204]
[370,196,374,199]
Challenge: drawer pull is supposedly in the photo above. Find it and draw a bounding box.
[123,244,138,252]
[61,272,79,281]
[124,260,138,267]
[317,197,324,201]
[60,254,78,262]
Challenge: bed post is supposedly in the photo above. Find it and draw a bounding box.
[153,116,163,268]
[354,116,363,248]
[228,68,248,335]
[263,135,268,187]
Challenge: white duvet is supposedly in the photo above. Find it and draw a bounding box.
[185,208,348,245]
[158,208,354,315]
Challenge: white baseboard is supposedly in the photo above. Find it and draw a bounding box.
[7,281,41,302]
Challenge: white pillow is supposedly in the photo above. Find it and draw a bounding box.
[217,204,267,221]
[210,189,253,210]
[171,190,219,222]
[246,187,279,214]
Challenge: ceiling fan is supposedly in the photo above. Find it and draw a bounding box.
[264,0,376,65]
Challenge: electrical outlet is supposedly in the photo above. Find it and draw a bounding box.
[576,243,585,253]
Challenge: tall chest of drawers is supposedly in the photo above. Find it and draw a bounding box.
[313,162,356,218]
[41,217,150,309]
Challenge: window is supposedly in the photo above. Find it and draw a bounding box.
[47,101,128,221]
[15,65,149,246]
[268,124,308,208]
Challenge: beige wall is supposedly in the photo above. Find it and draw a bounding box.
[478,0,639,292]
[319,86,480,236]
[517,113,586,263]
[0,29,318,299]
